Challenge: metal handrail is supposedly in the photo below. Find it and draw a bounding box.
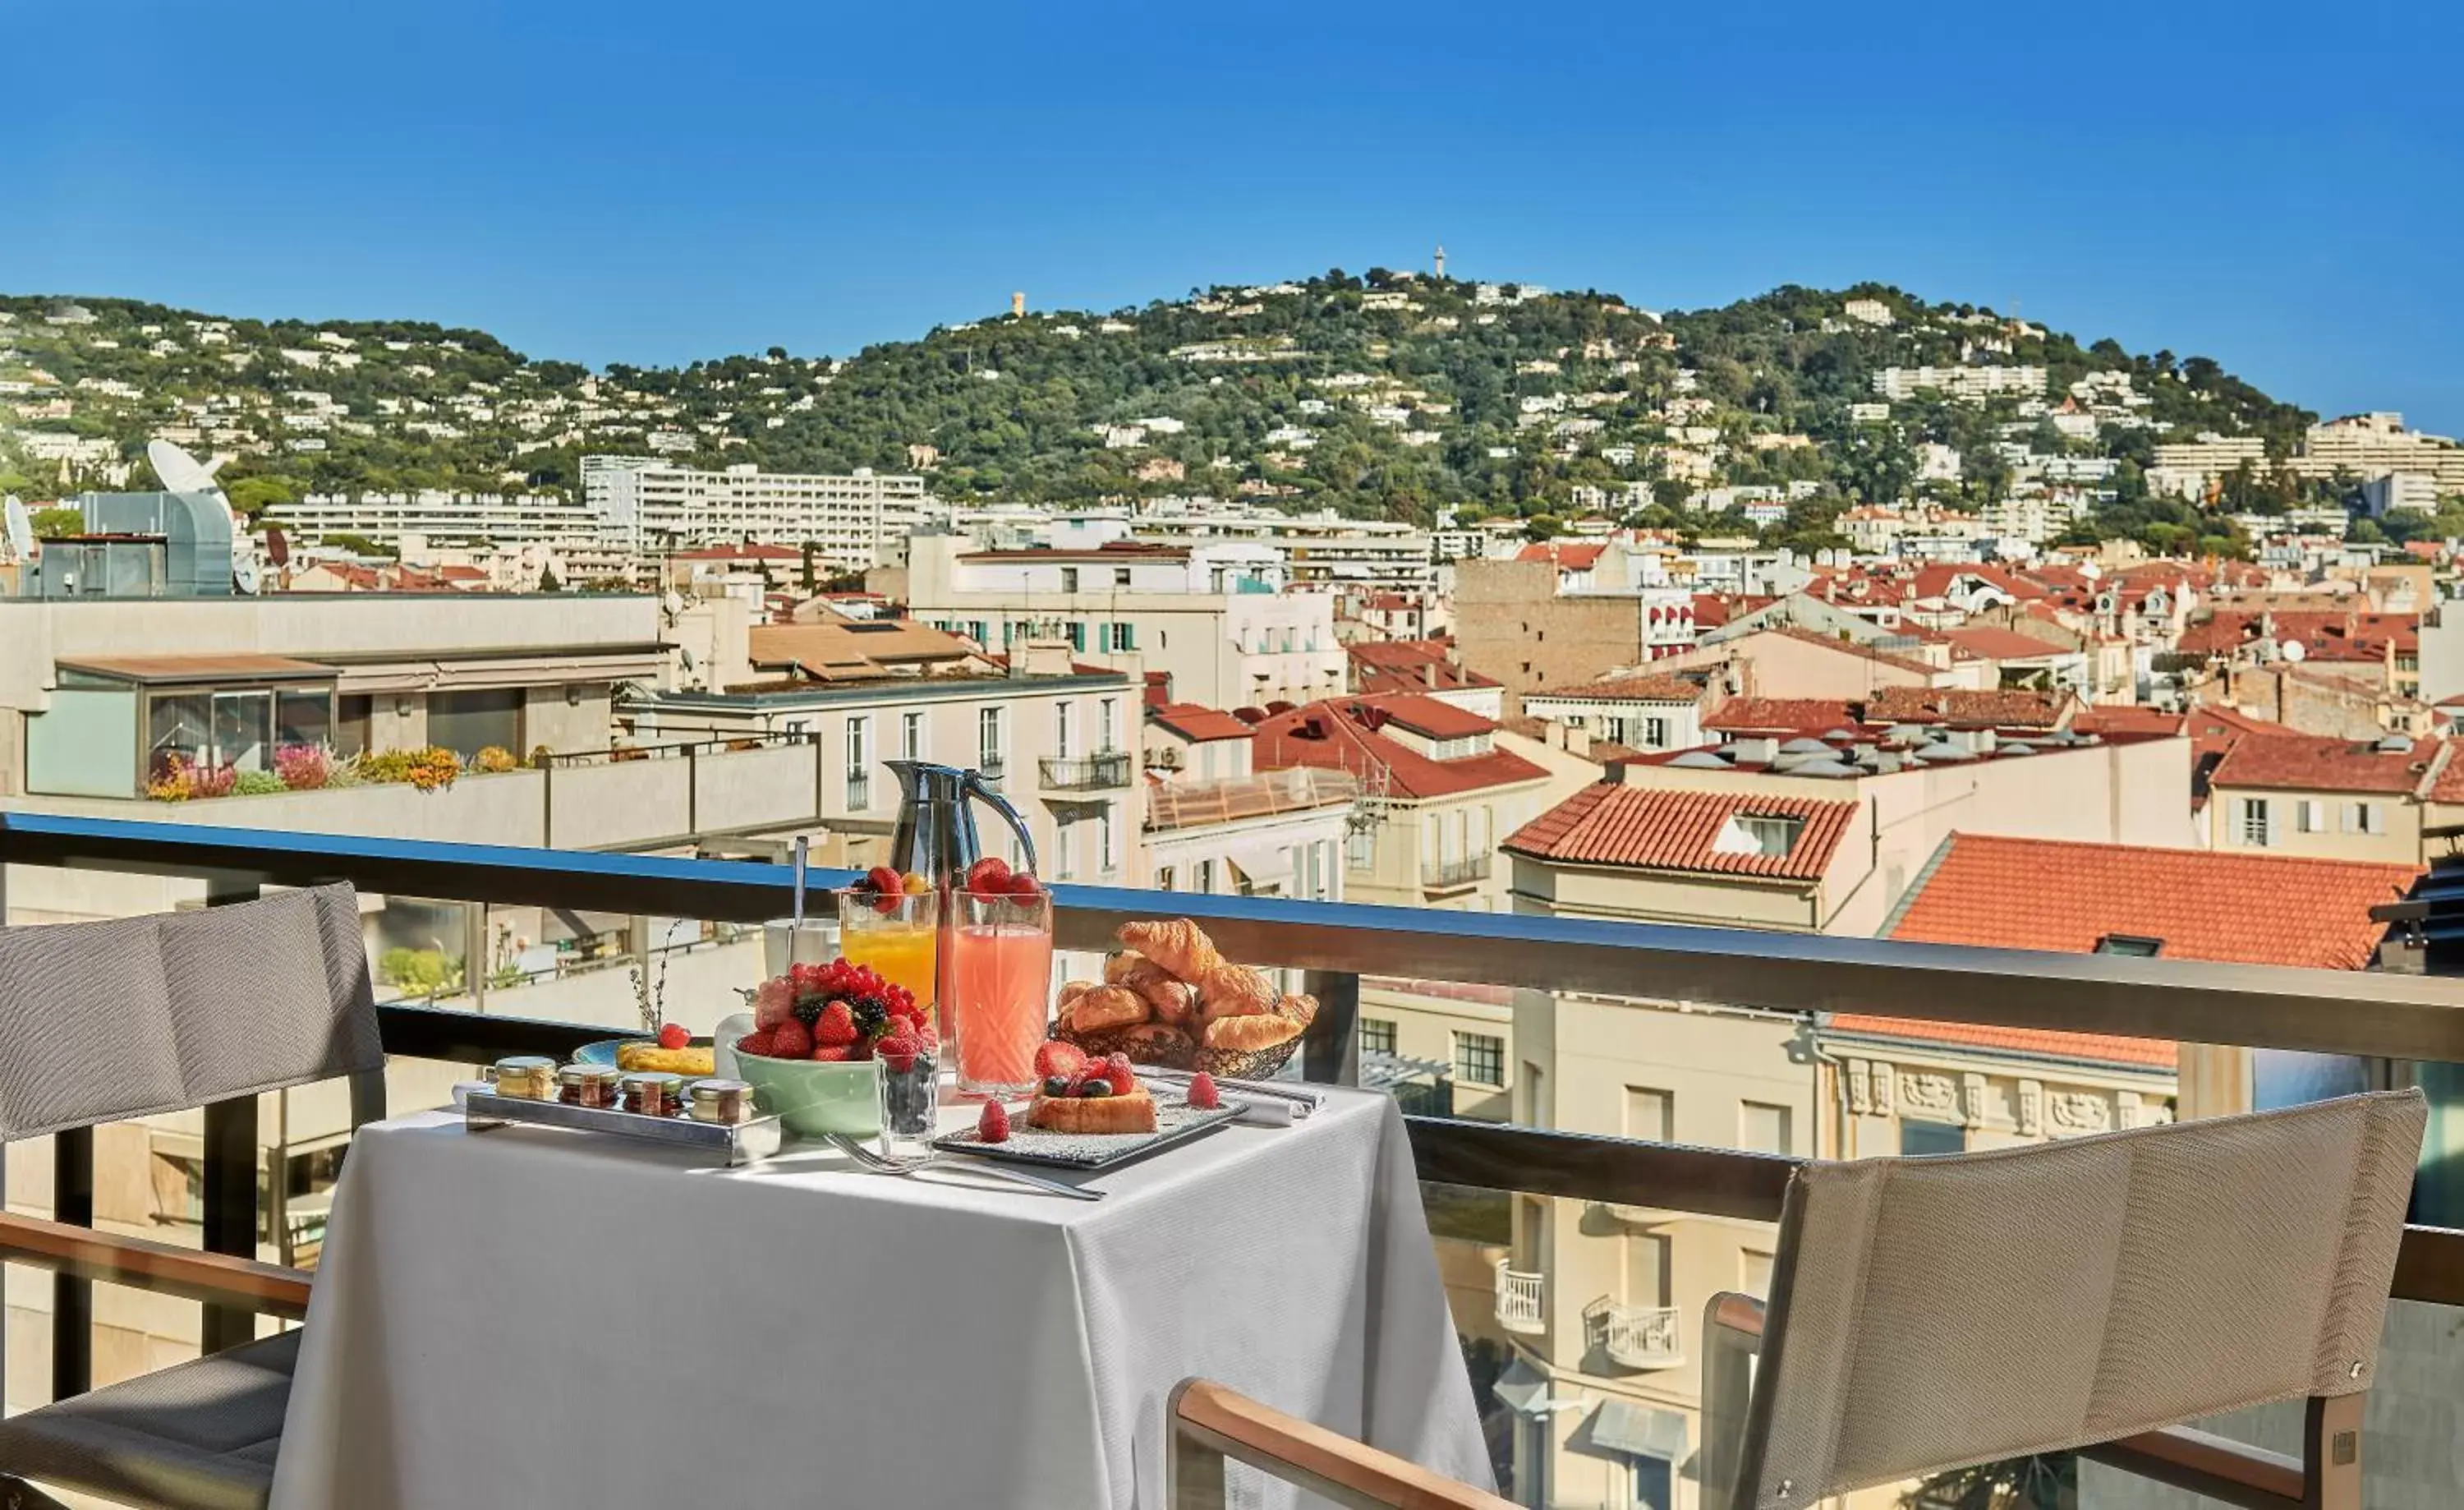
[3,811,2462,1309]
[1492,1259,1545,1335]
[1039,751,1133,790]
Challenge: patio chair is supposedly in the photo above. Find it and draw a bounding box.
[1170,1378,1517,1510]
[1699,1088,2425,1510]
[0,884,384,1510]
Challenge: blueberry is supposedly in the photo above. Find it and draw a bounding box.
[1079,1081,1112,1098]
[1043,1076,1073,1098]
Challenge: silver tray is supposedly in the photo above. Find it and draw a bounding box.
[931,1096,1247,1171]
[462,1090,781,1166]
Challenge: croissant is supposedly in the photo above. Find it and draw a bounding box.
[1116,919,1222,983]
[1068,984,1148,1032]
[1274,992,1318,1030]
[1112,958,1199,1029]
[1205,1012,1303,1052]
[1195,963,1279,1020]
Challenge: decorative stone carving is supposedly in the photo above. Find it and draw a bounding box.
[1846,1060,1872,1116]
[1900,1073,1956,1116]
[2049,1092,2112,1133]
[2117,1091,2143,1129]
[1869,1061,1893,1116]
[1960,1072,1988,1129]
[2016,1080,2043,1137]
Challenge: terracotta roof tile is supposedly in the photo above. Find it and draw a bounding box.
[1867,685,2074,730]
[1766,625,1940,676]
[2206,731,2439,796]
[1501,784,1855,881]
[1253,695,1549,799]
[1703,697,1859,734]
[1538,671,1704,703]
[1943,626,2073,661]
[1148,702,1254,743]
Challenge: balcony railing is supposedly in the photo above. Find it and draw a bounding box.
[1493,1260,1546,1336]
[1421,854,1491,890]
[5,810,2464,1409]
[1583,1296,1683,1370]
[1040,751,1133,790]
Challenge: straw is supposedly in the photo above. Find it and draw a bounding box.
[791,834,809,929]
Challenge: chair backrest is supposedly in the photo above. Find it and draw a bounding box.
[1733,1088,2425,1509]
[0,883,383,1141]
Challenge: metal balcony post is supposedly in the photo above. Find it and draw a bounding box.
[49,1128,91,1401]
[200,872,263,1355]
[1301,969,1361,1087]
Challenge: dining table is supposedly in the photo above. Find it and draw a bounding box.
[266,1082,1496,1509]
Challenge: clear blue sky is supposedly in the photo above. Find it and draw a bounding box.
[10,0,2460,430]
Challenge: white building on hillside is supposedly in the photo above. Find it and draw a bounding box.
[583,455,927,568]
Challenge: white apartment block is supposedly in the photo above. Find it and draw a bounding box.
[2148,433,2270,499]
[1869,366,2047,403]
[266,490,603,546]
[582,455,927,567]
[2291,412,2464,490]
[2361,472,2444,517]
[901,534,1345,708]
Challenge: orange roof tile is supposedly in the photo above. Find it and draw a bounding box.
[1148,702,1253,743]
[2206,731,2439,796]
[1253,695,1549,800]
[1703,697,1859,733]
[1539,671,1703,702]
[1867,685,2073,730]
[1502,783,1856,881]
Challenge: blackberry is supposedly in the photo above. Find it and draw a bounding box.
[791,997,824,1029]
[848,993,892,1043]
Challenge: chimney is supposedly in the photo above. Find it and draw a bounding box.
[1423,662,1438,689]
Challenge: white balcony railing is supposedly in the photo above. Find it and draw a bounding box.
[1493,1259,1546,1336]
[1583,1296,1683,1370]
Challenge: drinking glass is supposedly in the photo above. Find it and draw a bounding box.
[947,889,1054,1098]
[838,889,940,1022]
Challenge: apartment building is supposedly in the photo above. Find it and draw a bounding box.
[1455,559,1705,716]
[899,533,1344,708]
[582,454,927,567]
[2204,731,2457,865]
[1129,505,1438,593]
[1143,765,1354,904]
[2147,433,2270,499]
[2289,412,2464,490]
[1252,693,1553,910]
[627,659,1142,886]
[1868,365,2046,402]
[263,489,604,547]
[1521,673,1708,753]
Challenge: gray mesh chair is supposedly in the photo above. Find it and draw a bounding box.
[0,884,384,1510]
[1701,1089,2425,1510]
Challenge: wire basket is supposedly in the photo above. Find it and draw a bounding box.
[1047,1020,1303,1082]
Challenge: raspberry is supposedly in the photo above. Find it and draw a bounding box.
[1104,1054,1135,1097]
[658,1021,691,1051]
[770,1019,813,1059]
[1187,1072,1221,1109]
[878,1022,920,1063]
[813,1001,858,1047]
[977,1099,1011,1143]
[811,1044,853,1062]
[1035,1041,1087,1082]
[736,1029,777,1058]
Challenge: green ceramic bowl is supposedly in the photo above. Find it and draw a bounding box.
[729,1036,883,1138]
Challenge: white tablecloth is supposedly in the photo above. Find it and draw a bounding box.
[268,1089,1492,1509]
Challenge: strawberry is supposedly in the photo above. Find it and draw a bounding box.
[878,1022,921,1065]
[1035,1040,1087,1083]
[657,1021,691,1051]
[770,1019,813,1059]
[914,1021,940,1055]
[862,865,902,896]
[735,1029,777,1058]
[1005,871,1043,898]
[1186,1071,1221,1110]
[965,855,1011,894]
[977,1099,1011,1143]
[1103,1052,1136,1097]
[811,1044,853,1062]
[813,1001,858,1047]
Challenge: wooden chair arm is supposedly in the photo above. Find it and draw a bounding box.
[0,1212,312,1319]
[2081,1425,2305,1507]
[1170,1379,1513,1510]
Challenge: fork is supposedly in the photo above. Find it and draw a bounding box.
[826,1135,1103,1201]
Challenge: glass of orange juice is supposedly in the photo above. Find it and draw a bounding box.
[947,888,1053,1098]
[839,888,940,1025]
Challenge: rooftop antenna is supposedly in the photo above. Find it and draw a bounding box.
[2,496,30,562]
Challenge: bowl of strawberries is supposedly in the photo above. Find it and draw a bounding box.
[729,957,936,1137]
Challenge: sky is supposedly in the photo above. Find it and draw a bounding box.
[8,0,2462,430]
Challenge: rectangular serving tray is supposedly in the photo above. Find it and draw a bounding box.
[931,1096,1248,1171]
[462,1089,783,1166]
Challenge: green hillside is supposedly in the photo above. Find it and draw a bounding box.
[0,274,2330,553]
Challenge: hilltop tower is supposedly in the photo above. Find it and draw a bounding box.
[1433,242,1446,279]
[1010,292,1026,318]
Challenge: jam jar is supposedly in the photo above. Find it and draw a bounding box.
[618,1071,686,1116]
[490,1056,558,1100]
[558,1063,623,1109]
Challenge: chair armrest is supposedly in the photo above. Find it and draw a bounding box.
[1170,1378,1514,1510]
[0,1212,312,1319]
[2080,1424,2308,1508]
[1699,1291,1766,1510]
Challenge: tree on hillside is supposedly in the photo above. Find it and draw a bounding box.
[31,505,82,536]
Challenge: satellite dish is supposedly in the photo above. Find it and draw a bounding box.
[266,526,292,568]
[147,439,227,495]
[2,496,30,561]
[2281,640,2306,662]
[232,557,263,596]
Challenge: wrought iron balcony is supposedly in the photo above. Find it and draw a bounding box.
[1583,1296,1683,1370]
[1420,854,1491,891]
[1493,1260,1546,1336]
[1039,750,1133,791]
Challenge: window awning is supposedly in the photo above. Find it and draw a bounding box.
[1588,1399,1687,1462]
[1222,839,1296,888]
[1489,1358,1554,1417]
[57,654,334,687]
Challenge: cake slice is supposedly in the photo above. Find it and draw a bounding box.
[1027,1082,1159,1135]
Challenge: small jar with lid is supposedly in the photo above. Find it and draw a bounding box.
[686,1077,754,1126]
[558,1063,623,1109]
[491,1056,558,1100]
[618,1071,687,1116]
